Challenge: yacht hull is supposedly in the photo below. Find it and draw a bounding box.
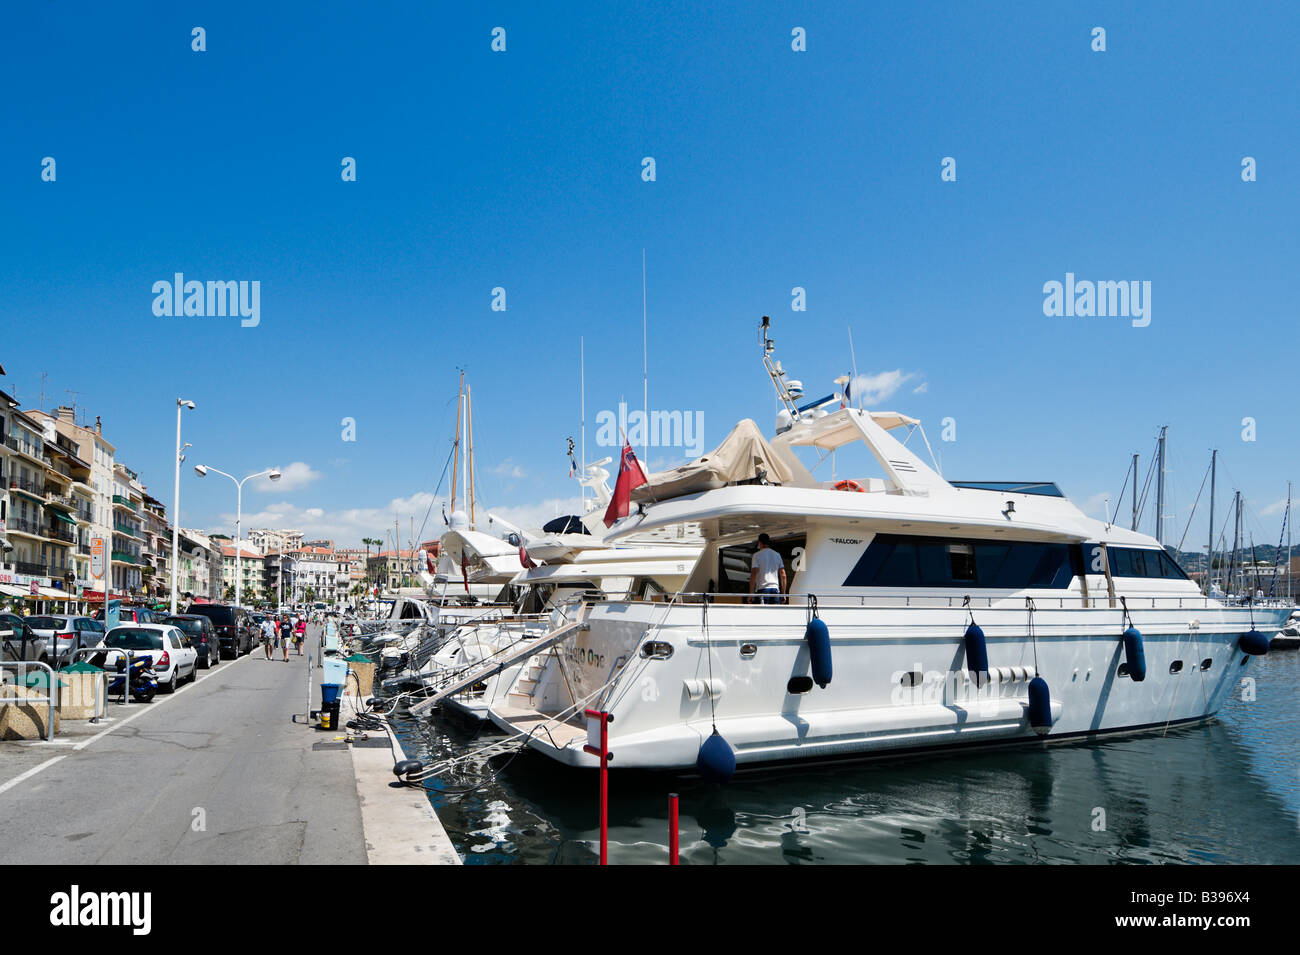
[489,600,1286,771]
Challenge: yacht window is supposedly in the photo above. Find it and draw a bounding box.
[947,544,976,582]
[1107,547,1190,580]
[844,535,1075,589]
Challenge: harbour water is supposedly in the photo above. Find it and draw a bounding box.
[391,649,1300,865]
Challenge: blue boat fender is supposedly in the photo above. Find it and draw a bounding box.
[1238,629,1270,656]
[964,623,989,680]
[1027,676,1053,736]
[1122,626,1146,682]
[697,729,736,784]
[805,617,832,688]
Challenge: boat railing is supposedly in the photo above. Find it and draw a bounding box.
[621,591,1291,613]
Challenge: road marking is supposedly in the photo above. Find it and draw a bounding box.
[0,648,282,795]
[0,755,67,796]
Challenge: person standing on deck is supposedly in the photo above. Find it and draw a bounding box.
[749,533,787,604]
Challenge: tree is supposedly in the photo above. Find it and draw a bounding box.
[241,585,257,606]
[223,584,235,602]
[362,537,382,589]
[304,586,316,605]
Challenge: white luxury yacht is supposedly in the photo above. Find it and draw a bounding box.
[438,318,1285,776]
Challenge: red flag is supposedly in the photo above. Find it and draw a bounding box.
[519,544,536,569]
[603,443,649,527]
[460,553,470,593]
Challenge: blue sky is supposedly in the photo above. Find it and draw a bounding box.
[2,2,1297,553]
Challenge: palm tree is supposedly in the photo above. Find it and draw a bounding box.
[223,584,235,602]
[362,537,382,590]
[304,586,317,605]
[241,584,257,607]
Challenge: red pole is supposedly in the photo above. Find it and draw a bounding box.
[669,793,679,865]
[584,709,612,865]
[598,715,608,865]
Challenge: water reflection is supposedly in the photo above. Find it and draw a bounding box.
[392,652,1300,864]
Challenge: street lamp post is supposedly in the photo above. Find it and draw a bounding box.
[193,464,280,609]
[170,399,196,615]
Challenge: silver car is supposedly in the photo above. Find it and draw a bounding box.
[24,615,105,667]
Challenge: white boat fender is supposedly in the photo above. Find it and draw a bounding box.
[1027,677,1053,736]
[804,595,832,688]
[696,728,736,784]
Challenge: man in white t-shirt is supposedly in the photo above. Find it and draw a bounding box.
[749,534,787,604]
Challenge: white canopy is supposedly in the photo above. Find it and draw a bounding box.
[632,419,794,503]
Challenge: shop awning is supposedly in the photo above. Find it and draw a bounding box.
[51,510,78,527]
[0,584,28,598]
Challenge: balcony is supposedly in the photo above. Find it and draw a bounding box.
[113,522,142,538]
[14,559,47,576]
[45,490,76,510]
[112,550,143,565]
[5,516,44,538]
[112,494,139,512]
[4,435,44,463]
[77,509,93,523]
[45,524,75,545]
[77,542,91,555]
[8,476,45,500]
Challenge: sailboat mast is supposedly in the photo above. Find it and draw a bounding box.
[1289,481,1293,604]
[1206,449,1216,595]
[467,385,475,530]
[642,248,648,465]
[580,336,586,509]
[1231,491,1241,596]
[451,371,463,515]
[1155,426,1167,546]
[1131,453,1139,531]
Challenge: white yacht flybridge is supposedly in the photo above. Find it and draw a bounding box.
[475,316,1281,777]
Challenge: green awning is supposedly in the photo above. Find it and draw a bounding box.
[51,509,77,526]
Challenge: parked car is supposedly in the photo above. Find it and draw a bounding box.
[99,624,197,692]
[0,613,52,664]
[22,615,105,667]
[92,605,158,625]
[181,604,252,658]
[161,614,220,668]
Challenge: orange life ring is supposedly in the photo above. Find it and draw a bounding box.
[833,479,865,493]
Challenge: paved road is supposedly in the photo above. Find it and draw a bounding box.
[0,628,367,865]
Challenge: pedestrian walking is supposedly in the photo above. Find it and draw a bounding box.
[278,614,292,662]
[259,617,275,659]
[294,616,306,655]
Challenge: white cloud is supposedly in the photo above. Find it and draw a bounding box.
[1260,497,1291,517]
[850,370,917,406]
[492,459,527,479]
[911,381,929,395]
[252,461,320,492]
[218,492,590,549]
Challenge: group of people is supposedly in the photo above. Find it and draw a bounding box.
[259,613,307,661]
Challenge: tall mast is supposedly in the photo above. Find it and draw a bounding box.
[580,336,586,509]
[1131,453,1139,531]
[467,384,475,530]
[451,371,463,514]
[641,249,648,465]
[1289,481,1293,603]
[1231,491,1241,596]
[1155,426,1167,546]
[1206,449,1217,595]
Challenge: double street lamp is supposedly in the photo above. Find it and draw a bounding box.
[193,464,280,609]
